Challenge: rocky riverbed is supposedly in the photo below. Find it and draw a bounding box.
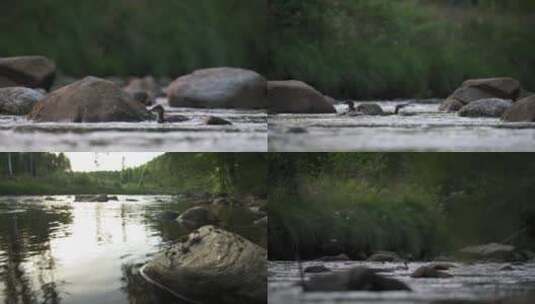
[269,260,535,304]
[269,100,535,151]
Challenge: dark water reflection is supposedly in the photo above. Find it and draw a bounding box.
[0,195,264,304]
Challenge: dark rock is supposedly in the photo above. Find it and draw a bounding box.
[458,98,512,118]
[167,67,267,109]
[446,77,521,105]
[304,265,331,273]
[367,251,403,262]
[318,254,351,262]
[156,211,180,222]
[287,127,308,134]
[0,87,45,115]
[176,207,218,230]
[429,263,456,270]
[410,266,453,278]
[44,196,56,201]
[142,226,266,304]
[303,266,411,292]
[74,194,115,202]
[131,91,151,106]
[502,95,535,122]
[28,77,152,122]
[204,116,232,125]
[356,103,385,116]
[439,98,465,112]
[268,80,336,114]
[0,56,56,91]
[212,197,232,206]
[500,265,514,271]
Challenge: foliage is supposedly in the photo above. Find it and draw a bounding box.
[268,153,535,260]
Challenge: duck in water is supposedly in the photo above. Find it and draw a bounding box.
[342,101,411,116]
[148,105,189,123]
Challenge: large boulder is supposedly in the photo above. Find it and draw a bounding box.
[167,67,267,109]
[268,80,336,114]
[440,78,521,112]
[0,87,45,115]
[459,243,516,262]
[142,226,266,304]
[303,266,411,292]
[0,56,56,91]
[28,76,153,122]
[458,98,512,118]
[410,266,453,278]
[176,207,218,230]
[123,76,161,105]
[502,95,535,122]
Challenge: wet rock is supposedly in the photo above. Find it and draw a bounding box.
[212,197,232,206]
[156,211,180,222]
[131,91,152,106]
[459,243,517,262]
[356,103,385,116]
[44,196,56,201]
[439,98,464,112]
[0,56,56,91]
[204,116,232,125]
[142,226,266,304]
[304,265,331,273]
[458,98,512,118]
[429,262,456,270]
[0,87,45,115]
[268,80,336,114]
[167,67,267,109]
[410,266,453,278]
[502,95,535,122]
[367,251,403,262]
[303,266,411,292]
[124,76,161,104]
[74,194,116,202]
[287,127,308,134]
[176,207,218,230]
[28,77,152,122]
[500,265,514,271]
[442,78,521,111]
[317,254,351,262]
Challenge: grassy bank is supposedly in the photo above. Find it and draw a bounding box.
[268,153,535,260]
[2,1,533,98]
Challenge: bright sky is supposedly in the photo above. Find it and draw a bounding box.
[62,152,164,172]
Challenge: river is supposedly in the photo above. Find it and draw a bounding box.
[269,260,535,304]
[0,195,264,304]
[269,100,535,151]
[0,99,267,152]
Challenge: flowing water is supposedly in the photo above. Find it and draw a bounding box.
[269,100,535,151]
[269,261,535,304]
[0,99,267,152]
[0,195,264,304]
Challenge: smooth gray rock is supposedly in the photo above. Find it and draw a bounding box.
[168,67,267,109]
[0,87,45,115]
[0,56,56,90]
[502,95,535,122]
[458,98,512,118]
[268,80,336,114]
[142,226,266,304]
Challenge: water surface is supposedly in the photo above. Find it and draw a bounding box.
[0,99,267,152]
[0,195,263,304]
[269,261,535,304]
[269,100,535,151]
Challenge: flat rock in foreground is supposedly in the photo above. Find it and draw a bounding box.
[142,225,266,304]
[268,80,336,114]
[0,56,56,91]
[167,67,267,109]
[28,76,152,122]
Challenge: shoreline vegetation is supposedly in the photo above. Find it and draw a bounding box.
[0,153,267,196]
[268,153,535,261]
[2,1,533,100]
